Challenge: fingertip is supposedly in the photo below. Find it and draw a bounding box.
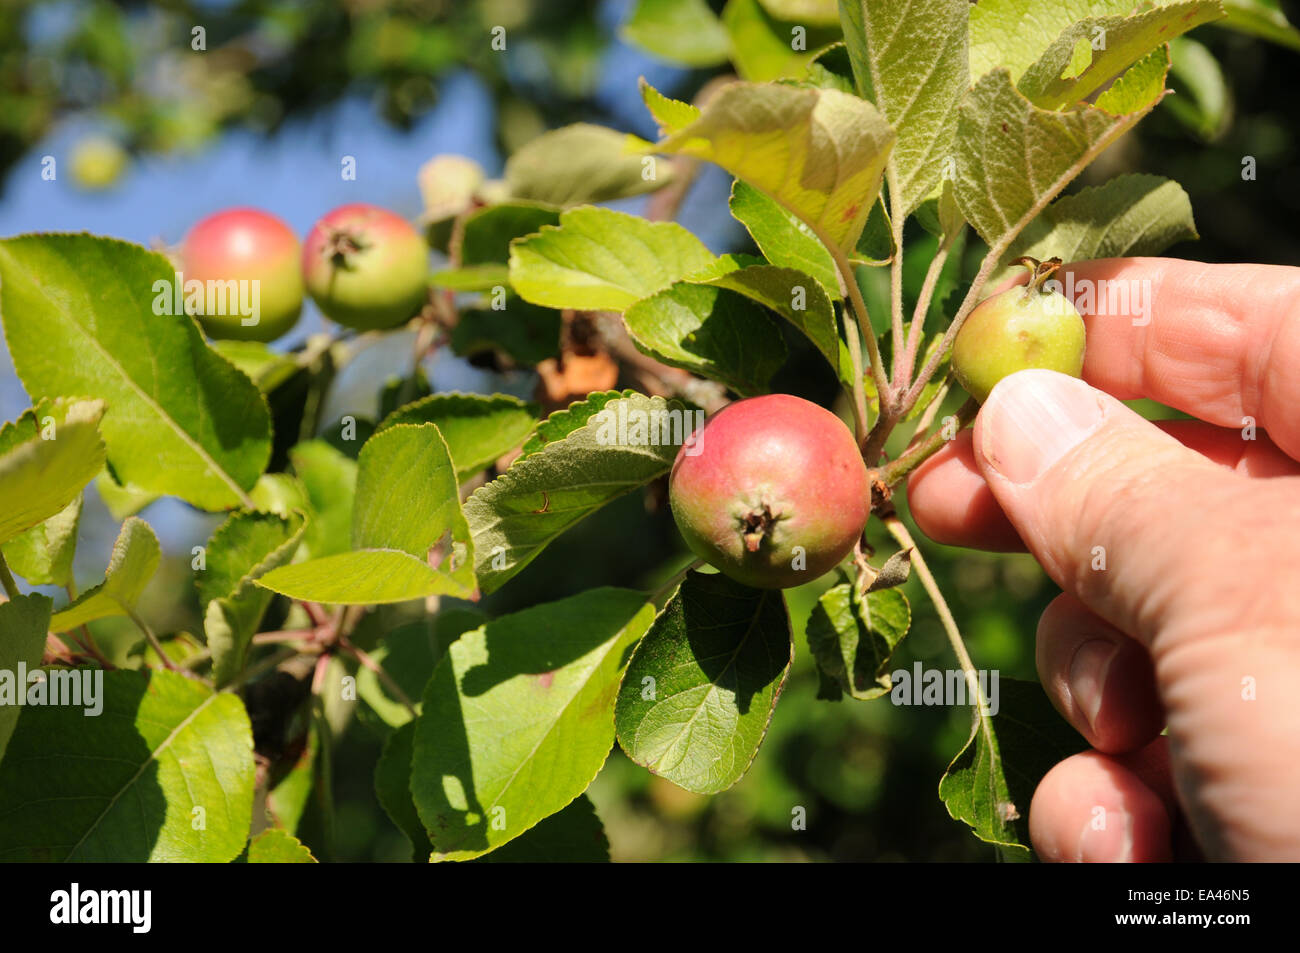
[1036,594,1165,753]
[1030,751,1174,863]
[904,430,1026,552]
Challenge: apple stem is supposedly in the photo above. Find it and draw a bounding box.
[1013,255,1062,298]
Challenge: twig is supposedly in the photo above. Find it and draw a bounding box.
[827,243,885,446]
[71,625,116,670]
[221,646,299,692]
[900,234,957,383]
[301,602,331,627]
[888,204,906,384]
[879,397,978,487]
[905,378,952,449]
[0,551,20,601]
[883,516,987,712]
[900,249,998,414]
[311,649,332,695]
[339,636,417,718]
[252,629,322,646]
[125,608,179,673]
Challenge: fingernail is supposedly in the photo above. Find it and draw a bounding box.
[979,371,1105,484]
[1069,638,1119,734]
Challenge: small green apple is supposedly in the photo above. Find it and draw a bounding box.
[951,257,1086,403]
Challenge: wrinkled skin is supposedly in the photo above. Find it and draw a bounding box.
[952,284,1086,403]
[301,203,428,331]
[181,208,304,342]
[669,394,870,589]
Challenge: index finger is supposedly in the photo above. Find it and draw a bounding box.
[1055,257,1300,460]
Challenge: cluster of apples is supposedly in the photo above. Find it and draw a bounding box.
[180,204,429,342]
[180,208,1088,593]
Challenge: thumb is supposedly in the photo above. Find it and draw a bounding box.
[972,369,1286,648]
[976,369,1300,860]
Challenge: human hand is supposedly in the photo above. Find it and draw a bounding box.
[907,258,1300,861]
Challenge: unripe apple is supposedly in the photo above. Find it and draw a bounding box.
[302,203,429,331]
[180,208,304,342]
[951,256,1086,403]
[69,135,129,191]
[669,394,870,589]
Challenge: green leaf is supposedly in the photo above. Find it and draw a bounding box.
[854,197,896,265]
[649,80,895,256]
[519,390,638,457]
[256,549,468,605]
[806,581,909,700]
[968,0,1140,83]
[0,668,255,861]
[729,180,840,297]
[209,340,299,393]
[379,363,440,421]
[353,424,474,576]
[466,392,682,594]
[49,517,159,632]
[1165,36,1232,141]
[939,677,1090,858]
[1017,1,1223,111]
[759,0,839,25]
[1094,45,1172,115]
[0,235,272,511]
[262,423,478,605]
[375,721,434,861]
[472,794,609,863]
[249,472,311,519]
[509,206,716,313]
[505,124,668,207]
[94,469,157,521]
[640,79,701,135]
[265,726,316,835]
[199,509,306,687]
[0,398,105,546]
[615,571,793,794]
[953,65,1166,254]
[991,173,1199,289]
[623,0,731,67]
[623,284,787,396]
[412,588,654,860]
[838,0,969,218]
[457,202,562,265]
[723,0,842,82]
[376,393,538,481]
[691,258,852,387]
[450,302,563,367]
[288,440,357,560]
[246,828,316,863]
[3,496,82,587]
[1219,0,1300,50]
[803,42,857,94]
[0,593,52,762]
[355,612,486,730]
